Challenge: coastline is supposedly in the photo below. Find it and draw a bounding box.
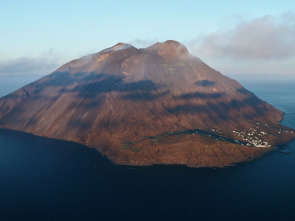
[1,126,294,169]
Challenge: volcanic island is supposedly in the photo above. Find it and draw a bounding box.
[1,40,294,167]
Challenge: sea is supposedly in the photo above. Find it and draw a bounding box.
[0,75,294,221]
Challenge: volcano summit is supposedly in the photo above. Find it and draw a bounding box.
[0,40,294,167]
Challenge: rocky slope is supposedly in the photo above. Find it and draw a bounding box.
[0,40,294,167]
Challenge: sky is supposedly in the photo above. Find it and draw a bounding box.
[0,0,295,78]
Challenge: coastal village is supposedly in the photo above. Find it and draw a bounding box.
[121,122,295,152]
[232,129,271,148]
[230,122,294,148]
[198,127,272,148]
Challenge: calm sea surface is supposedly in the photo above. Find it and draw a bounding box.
[0,77,295,221]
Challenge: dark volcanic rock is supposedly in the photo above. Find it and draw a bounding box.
[0,40,294,167]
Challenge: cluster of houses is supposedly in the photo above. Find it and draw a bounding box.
[232,129,271,148]
[211,128,222,134]
[255,122,294,134]
[278,128,294,134]
[196,123,294,148]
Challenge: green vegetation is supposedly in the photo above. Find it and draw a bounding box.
[121,141,135,150]
[121,141,143,152]
[150,137,160,144]
[168,67,175,72]
[121,127,251,152]
[176,62,186,67]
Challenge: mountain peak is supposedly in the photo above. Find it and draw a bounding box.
[147,40,189,60]
[110,43,135,51]
[162,40,185,47]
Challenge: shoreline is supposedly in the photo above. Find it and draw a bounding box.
[1,127,294,169]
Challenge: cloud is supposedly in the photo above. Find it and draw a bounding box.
[189,14,295,60]
[0,56,60,76]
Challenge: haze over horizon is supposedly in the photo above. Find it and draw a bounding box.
[1,0,295,78]
[1,2,295,220]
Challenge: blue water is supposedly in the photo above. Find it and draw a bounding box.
[0,77,295,221]
[0,75,41,97]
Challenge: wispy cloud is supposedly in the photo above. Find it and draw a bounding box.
[0,49,61,76]
[188,14,295,60]
[0,58,59,76]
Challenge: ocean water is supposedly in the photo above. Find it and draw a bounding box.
[0,75,41,97]
[0,77,295,221]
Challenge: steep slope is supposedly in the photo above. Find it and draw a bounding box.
[0,40,294,167]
